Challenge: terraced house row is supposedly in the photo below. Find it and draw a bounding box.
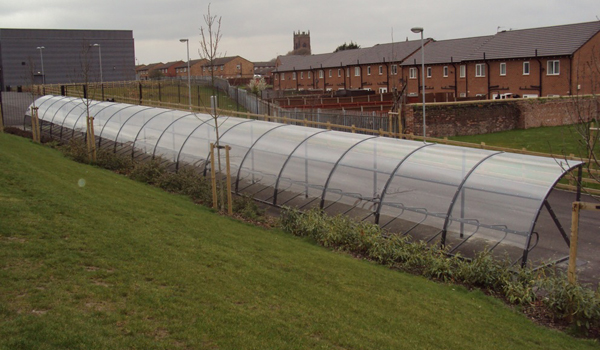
[273,21,600,100]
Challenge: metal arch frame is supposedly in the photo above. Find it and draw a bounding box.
[37,96,70,121]
[520,162,584,267]
[319,136,378,209]
[234,124,290,193]
[374,143,435,225]
[440,151,504,246]
[111,107,155,153]
[174,117,216,172]
[97,104,138,147]
[31,95,59,113]
[200,118,256,177]
[49,99,80,138]
[151,113,195,158]
[74,101,118,141]
[130,109,175,159]
[273,129,331,206]
[70,100,103,140]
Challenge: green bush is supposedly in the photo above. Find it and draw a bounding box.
[129,159,166,185]
[233,195,265,222]
[95,147,134,173]
[455,250,510,290]
[540,273,600,330]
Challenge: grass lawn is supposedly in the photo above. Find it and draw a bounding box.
[0,133,598,349]
[448,124,589,156]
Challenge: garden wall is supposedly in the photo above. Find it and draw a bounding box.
[404,95,600,137]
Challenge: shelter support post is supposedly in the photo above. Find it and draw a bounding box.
[568,201,600,284]
[543,200,570,246]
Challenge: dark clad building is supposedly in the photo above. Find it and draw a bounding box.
[0,28,135,90]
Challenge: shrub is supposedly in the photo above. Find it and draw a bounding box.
[540,273,600,330]
[455,250,510,290]
[95,148,134,173]
[129,159,166,185]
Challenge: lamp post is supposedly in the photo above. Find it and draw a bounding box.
[91,43,103,84]
[36,46,45,85]
[180,39,192,110]
[411,27,426,142]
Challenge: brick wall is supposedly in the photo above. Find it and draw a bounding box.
[404,95,599,137]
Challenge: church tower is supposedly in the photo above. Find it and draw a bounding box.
[293,31,311,55]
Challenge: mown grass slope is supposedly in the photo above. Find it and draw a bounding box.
[0,133,597,349]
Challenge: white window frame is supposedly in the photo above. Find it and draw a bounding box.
[319,70,324,79]
[308,71,311,79]
[281,73,285,80]
[426,67,432,78]
[475,64,485,77]
[523,61,530,75]
[354,67,360,77]
[500,62,506,76]
[459,65,466,78]
[379,65,383,75]
[443,66,448,77]
[328,69,332,78]
[300,72,303,79]
[293,72,296,80]
[547,60,560,75]
[338,69,341,77]
[409,67,417,79]
[346,68,350,77]
[367,66,371,76]
[391,64,398,75]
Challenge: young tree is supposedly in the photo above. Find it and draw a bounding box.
[77,41,99,163]
[199,3,227,211]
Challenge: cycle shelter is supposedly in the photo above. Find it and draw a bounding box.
[28,95,584,266]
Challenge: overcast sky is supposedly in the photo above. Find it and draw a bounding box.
[1,0,598,65]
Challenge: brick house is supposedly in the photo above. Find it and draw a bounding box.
[154,61,184,78]
[137,62,163,80]
[273,39,426,93]
[197,56,254,79]
[274,21,600,99]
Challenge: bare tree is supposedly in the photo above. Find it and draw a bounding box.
[77,41,99,163]
[199,3,227,211]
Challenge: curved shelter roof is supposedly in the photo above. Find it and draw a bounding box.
[29,95,582,265]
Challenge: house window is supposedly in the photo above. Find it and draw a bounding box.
[300,72,304,79]
[281,73,285,80]
[319,70,324,79]
[409,67,417,79]
[355,67,360,76]
[220,66,223,71]
[391,65,398,75]
[443,66,448,77]
[236,64,240,70]
[547,60,560,75]
[500,62,506,76]
[367,66,371,75]
[338,69,341,77]
[523,62,530,75]
[426,67,432,78]
[475,64,485,77]
[308,71,311,79]
[329,69,332,78]
[203,67,206,72]
[379,65,383,75]
[459,65,466,78]
[293,72,296,80]
[346,68,350,77]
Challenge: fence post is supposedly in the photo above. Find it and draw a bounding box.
[138,82,143,105]
[226,145,233,216]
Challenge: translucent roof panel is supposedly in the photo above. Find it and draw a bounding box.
[323,137,424,219]
[275,131,373,208]
[29,95,583,264]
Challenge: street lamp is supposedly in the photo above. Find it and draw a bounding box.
[411,27,426,142]
[91,43,103,84]
[36,46,45,84]
[180,39,192,110]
